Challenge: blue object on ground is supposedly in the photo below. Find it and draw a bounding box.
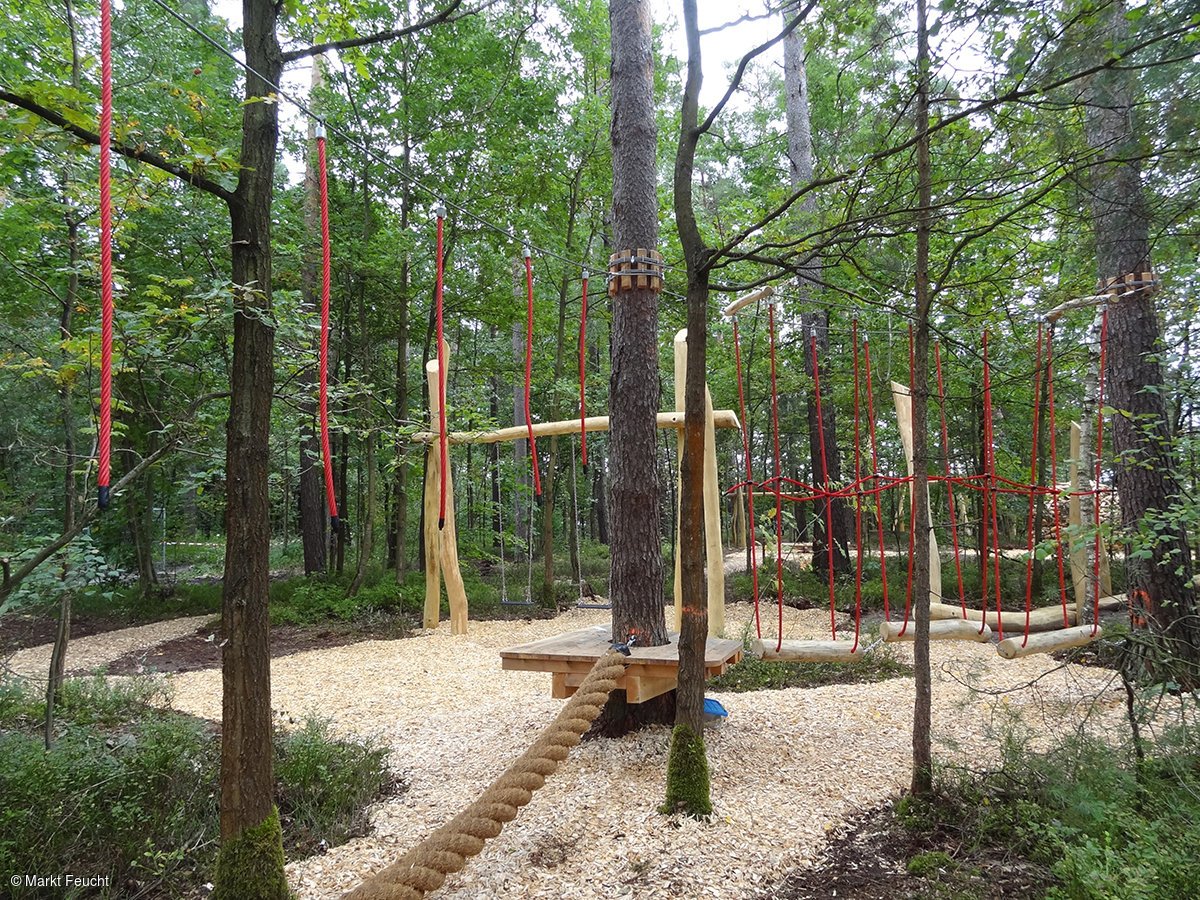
[703,698,728,721]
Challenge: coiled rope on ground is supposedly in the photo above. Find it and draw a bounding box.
[342,650,627,900]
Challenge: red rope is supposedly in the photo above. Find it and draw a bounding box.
[434,206,448,528]
[851,320,864,651]
[733,319,762,638]
[97,0,114,510]
[979,331,993,636]
[811,334,838,640]
[579,271,589,468]
[1046,326,1071,627]
[1091,310,1109,635]
[317,130,339,527]
[524,250,541,495]
[1020,324,1044,647]
[935,342,967,614]
[863,336,891,621]
[768,304,784,652]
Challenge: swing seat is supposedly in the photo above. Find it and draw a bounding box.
[576,598,612,610]
[879,619,992,643]
[752,638,865,663]
[996,624,1102,659]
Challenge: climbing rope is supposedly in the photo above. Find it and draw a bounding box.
[97,0,114,509]
[342,651,627,900]
[810,332,838,640]
[579,270,589,469]
[523,245,541,496]
[435,202,448,529]
[317,125,340,532]
[934,341,967,615]
[863,335,892,623]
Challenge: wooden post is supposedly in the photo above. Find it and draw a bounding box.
[1068,422,1085,626]
[704,385,725,636]
[426,348,470,634]
[672,329,687,631]
[422,444,441,629]
[892,382,942,603]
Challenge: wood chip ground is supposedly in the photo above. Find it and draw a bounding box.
[10,603,1132,899]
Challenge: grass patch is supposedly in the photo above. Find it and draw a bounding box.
[0,674,395,898]
[708,627,912,692]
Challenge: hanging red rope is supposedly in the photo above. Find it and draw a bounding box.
[863,336,891,621]
[434,202,448,529]
[810,333,838,640]
[524,247,542,495]
[768,303,784,652]
[97,0,114,510]
[316,126,340,531]
[982,330,1005,638]
[979,331,995,635]
[733,318,762,638]
[850,320,864,651]
[935,342,967,615]
[1091,310,1109,635]
[1046,326,1072,627]
[1020,324,1045,647]
[578,269,589,469]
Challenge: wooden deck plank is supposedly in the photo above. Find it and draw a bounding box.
[500,625,742,703]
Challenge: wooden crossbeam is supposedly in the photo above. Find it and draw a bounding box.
[413,409,741,445]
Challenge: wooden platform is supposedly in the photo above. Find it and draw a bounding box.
[500,625,743,703]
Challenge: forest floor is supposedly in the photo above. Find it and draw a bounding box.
[4,598,1130,899]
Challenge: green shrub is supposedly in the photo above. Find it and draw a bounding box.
[709,627,912,692]
[907,850,954,876]
[0,675,394,897]
[275,717,393,857]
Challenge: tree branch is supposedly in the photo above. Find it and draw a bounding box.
[0,392,229,608]
[280,0,467,62]
[0,90,237,204]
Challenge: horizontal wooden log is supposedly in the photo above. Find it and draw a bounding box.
[413,409,742,445]
[722,286,774,318]
[929,595,1123,632]
[879,619,992,642]
[753,638,865,663]
[996,625,1102,659]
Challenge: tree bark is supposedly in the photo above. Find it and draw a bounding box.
[1085,0,1199,683]
[216,0,284,891]
[784,23,850,577]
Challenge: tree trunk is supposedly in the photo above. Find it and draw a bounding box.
[1085,0,1199,684]
[910,0,934,798]
[784,23,849,577]
[298,60,328,575]
[215,0,286,892]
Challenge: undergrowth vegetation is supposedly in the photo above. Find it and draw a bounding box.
[898,727,1200,900]
[0,675,395,899]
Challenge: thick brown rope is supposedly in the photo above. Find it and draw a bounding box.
[342,650,627,900]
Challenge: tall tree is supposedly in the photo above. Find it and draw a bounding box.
[1085,0,1199,684]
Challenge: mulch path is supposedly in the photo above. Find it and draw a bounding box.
[0,612,127,655]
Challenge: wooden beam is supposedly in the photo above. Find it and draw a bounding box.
[753,638,866,663]
[880,618,992,642]
[892,381,942,604]
[425,353,469,635]
[996,625,1102,659]
[412,409,742,445]
[673,329,687,631]
[703,384,725,636]
[722,286,774,318]
[928,595,1123,632]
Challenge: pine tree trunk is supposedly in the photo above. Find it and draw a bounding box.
[1085,0,1199,683]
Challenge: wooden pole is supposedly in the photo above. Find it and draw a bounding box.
[411,409,741,445]
[1068,422,1085,626]
[996,625,1102,659]
[673,329,687,631]
[425,351,469,634]
[423,451,441,628]
[703,384,725,636]
[880,618,992,642]
[753,638,865,663]
[892,382,943,603]
[721,285,774,319]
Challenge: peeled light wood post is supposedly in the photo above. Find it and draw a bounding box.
[892,382,942,603]
[753,638,865,663]
[422,446,441,629]
[425,350,469,635]
[880,618,992,642]
[672,329,687,631]
[703,384,725,636]
[1068,422,1085,626]
[411,410,741,445]
[996,625,1102,659]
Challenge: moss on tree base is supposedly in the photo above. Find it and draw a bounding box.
[212,806,291,900]
[660,723,713,818]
